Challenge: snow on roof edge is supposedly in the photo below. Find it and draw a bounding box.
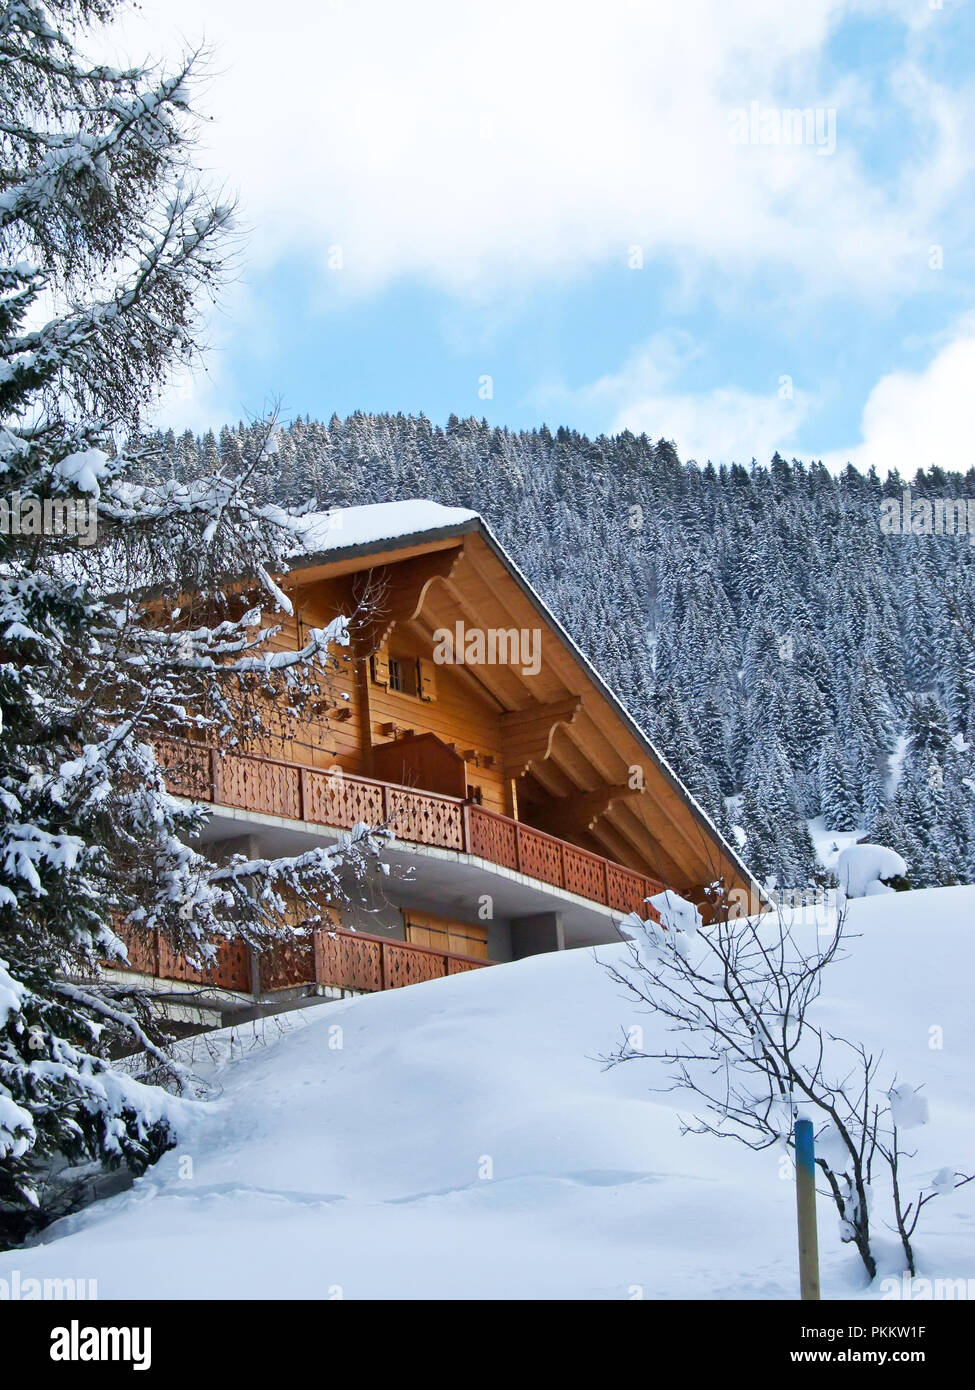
[293,500,480,557]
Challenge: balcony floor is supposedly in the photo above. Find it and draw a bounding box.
[194,801,630,949]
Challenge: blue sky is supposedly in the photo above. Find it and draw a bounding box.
[122,0,975,473]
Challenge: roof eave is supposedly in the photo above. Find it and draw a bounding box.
[289,515,481,575]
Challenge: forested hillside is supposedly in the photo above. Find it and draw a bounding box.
[144,414,975,890]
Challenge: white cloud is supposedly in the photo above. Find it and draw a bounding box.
[139,276,280,432]
[822,327,975,475]
[150,358,231,436]
[104,0,972,298]
[538,332,808,465]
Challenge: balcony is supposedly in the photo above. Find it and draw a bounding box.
[105,741,666,1012]
[113,922,488,999]
[155,739,666,917]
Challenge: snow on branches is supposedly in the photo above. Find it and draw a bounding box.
[605,892,974,1280]
[0,1,383,1239]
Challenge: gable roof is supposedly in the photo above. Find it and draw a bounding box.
[285,500,766,911]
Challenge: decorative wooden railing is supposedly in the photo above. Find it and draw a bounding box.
[112,924,487,997]
[155,739,665,918]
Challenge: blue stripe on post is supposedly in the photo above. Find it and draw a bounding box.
[794,1114,821,1300]
[795,1116,816,1178]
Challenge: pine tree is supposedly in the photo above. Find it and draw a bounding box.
[652,687,723,822]
[817,736,861,833]
[0,0,376,1241]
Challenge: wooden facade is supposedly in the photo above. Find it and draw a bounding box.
[135,506,762,1011]
[251,520,757,898]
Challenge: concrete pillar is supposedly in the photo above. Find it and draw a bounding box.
[509,911,564,960]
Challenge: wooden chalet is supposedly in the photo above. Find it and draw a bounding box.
[126,501,764,1026]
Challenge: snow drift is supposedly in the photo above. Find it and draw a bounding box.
[3,886,973,1300]
[836,842,908,898]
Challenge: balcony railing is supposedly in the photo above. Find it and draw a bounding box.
[112,924,488,997]
[155,739,665,918]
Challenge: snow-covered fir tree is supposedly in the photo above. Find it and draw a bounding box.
[0,0,377,1242]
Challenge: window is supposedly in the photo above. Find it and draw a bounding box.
[387,656,419,696]
[371,647,437,701]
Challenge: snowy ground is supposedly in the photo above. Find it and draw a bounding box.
[808,815,865,875]
[3,887,974,1300]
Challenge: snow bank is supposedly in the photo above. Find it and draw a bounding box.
[836,843,908,898]
[4,886,974,1300]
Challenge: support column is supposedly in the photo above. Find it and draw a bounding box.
[357,656,375,776]
[509,911,564,960]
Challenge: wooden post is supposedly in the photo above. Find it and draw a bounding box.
[357,655,375,777]
[249,946,262,1001]
[795,1116,821,1300]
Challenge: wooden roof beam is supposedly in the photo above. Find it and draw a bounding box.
[519,760,578,802]
[593,805,694,892]
[619,793,720,890]
[626,772,728,888]
[427,579,542,708]
[578,692,739,887]
[500,697,583,780]
[546,720,623,794]
[351,548,464,656]
[461,535,599,694]
[449,549,574,703]
[529,784,644,840]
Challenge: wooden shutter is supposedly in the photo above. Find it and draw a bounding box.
[417,656,437,702]
[370,647,390,687]
[447,924,488,959]
[405,912,488,960]
[405,921,444,950]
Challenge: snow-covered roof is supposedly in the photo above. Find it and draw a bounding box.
[295,500,480,557]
